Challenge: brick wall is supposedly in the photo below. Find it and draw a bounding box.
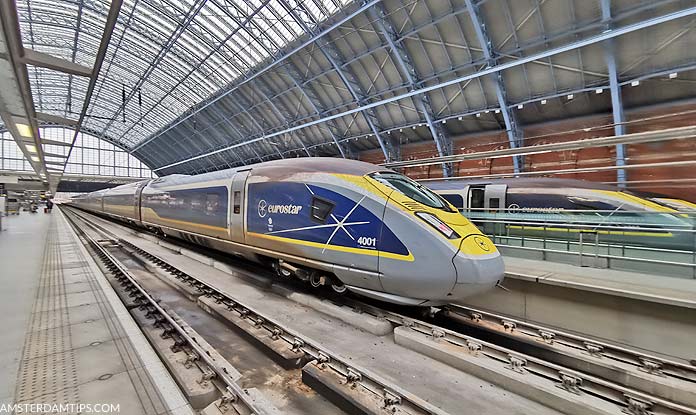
[359,101,696,201]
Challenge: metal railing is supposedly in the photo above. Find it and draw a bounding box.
[460,209,696,278]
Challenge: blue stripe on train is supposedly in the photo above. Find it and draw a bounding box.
[247,182,408,256]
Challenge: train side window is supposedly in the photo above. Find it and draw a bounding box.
[233,191,241,214]
[469,188,485,210]
[206,193,220,215]
[441,194,464,210]
[489,198,500,211]
[311,197,334,223]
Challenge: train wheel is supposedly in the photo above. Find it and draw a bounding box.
[309,273,323,288]
[330,281,347,294]
[273,261,293,278]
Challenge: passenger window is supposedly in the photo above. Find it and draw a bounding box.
[489,198,500,211]
[205,194,220,215]
[233,191,241,214]
[469,188,485,210]
[311,197,334,223]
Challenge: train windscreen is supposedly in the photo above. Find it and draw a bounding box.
[369,172,454,211]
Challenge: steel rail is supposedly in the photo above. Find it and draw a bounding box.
[445,304,696,383]
[339,299,696,415]
[65,207,696,415]
[64,207,444,415]
[62,209,272,415]
[115,237,446,415]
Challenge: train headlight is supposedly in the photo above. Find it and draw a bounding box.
[415,212,460,239]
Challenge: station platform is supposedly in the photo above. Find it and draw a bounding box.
[462,255,696,362]
[0,212,193,414]
[503,256,696,309]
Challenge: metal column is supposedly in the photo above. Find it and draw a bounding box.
[602,0,627,187]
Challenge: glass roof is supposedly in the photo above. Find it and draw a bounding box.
[16,0,352,148]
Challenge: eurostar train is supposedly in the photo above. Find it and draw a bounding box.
[69,158,504,306]
[426,178,695,251]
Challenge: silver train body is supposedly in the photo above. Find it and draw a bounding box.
[427,177,695,251]
[69,158,504,306]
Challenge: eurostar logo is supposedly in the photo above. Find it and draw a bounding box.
[474,236,490,251]
[258,200,267,218]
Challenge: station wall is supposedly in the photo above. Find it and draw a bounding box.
[358,100,696,202]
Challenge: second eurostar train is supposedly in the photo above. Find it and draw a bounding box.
[70,158,504,305]
[426,177,695,250]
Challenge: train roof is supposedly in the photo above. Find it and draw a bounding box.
[152,157,387,186]
[423,177,620,191]
[249,157,386,177]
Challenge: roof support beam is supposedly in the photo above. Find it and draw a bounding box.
[35,112,77,126]
[602,0,627,188]
[281,0,395,162]
[464,0,523,174]
[21,49,92,77]
[282,61,348,158]
[0,1,48,178]
[58,0,123,176]
[369,4,453,176]
[41,138,72,147]
[152,5,696,172]
[132,0,382,153]
[251,78,312,157]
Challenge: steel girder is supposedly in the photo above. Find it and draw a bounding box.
[152,5,696,172]
[602,0,627,188]
[282,59,350,158]
[368,3,454,176]
[464,0,523,174]
[276,0,397,162]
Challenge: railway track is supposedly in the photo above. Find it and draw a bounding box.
[63,206,696,415]
[63,208,281,415]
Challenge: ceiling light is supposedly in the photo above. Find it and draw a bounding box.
[669,72,678,79]
[31,156,39,162]
[517,104,523,109]
[541,99,547,105]
[26,144,37,153]
[567,94,574,100]
[494,109,500,114]
[16,123,32,138]
[631,80,640,87]
[595,88,603,94]
[441,119,446,124]
[458,116,462,120]
[475,113,481,118]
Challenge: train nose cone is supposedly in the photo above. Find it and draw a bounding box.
[450,240,505,300]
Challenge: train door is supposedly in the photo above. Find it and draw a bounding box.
[484,184,507,212]
[229,169,250,243]
[467,186,485,212]
[134,181,148,222]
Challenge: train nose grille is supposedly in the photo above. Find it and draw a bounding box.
[401,201,425,211]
